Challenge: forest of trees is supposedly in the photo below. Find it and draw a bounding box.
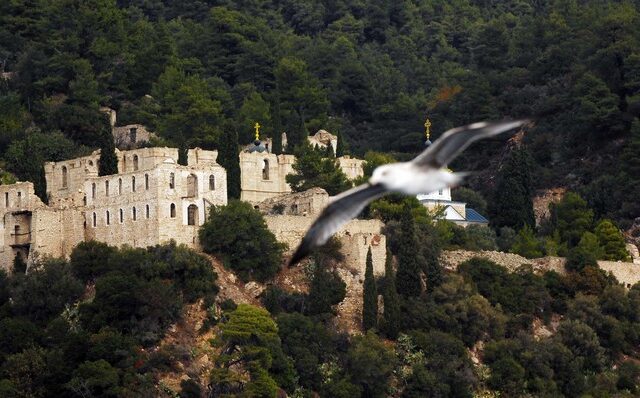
[2,0,640,396]
[1,0,640,223]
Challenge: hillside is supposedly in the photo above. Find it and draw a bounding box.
[2,0,640,227]
[3,1,640,397]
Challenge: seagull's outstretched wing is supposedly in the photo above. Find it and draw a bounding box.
[413,120,528,168]
[288,183,387,266]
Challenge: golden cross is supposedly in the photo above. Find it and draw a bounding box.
[254,122,261,141]
[424,118,431,140]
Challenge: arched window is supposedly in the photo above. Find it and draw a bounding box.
[92,212,96,227]
[106,210,110,225]
[105,181,109,196]
[133,154,139,171]
[4,192,8,207]
[209,175,215,190]
[119,208,123,223]
[187,204,198,226]
[132,207,137,221]
[170,203,176,218]
[92,183,96,199]
[62,166,68,188]
[132,176,136,192]
[145,204,150,218]
[145,174,149,190]
[88,160,93,166]
[118,178,122,195]
[169,173,175,189]
[262,159,269,180]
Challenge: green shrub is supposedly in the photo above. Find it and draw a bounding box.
[199,200,285,282]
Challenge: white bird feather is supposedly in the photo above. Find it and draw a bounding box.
[288,119,529,266]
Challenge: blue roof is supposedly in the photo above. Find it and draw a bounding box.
[465,208,489,223]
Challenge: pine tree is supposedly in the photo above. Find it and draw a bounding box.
[566,232,602,272]
[550,192,594,248]
[490,149,535,230]
[594,219,630,261]
[362,247,378,331]
[218,130,241,199]
[98,121,118,176]
[510,225,544,258]
[396,203,422,297]
[382,248,400,339]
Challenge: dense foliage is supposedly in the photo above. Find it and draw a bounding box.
[1,0,640,226]
[2,1,640,396]
[199,200,286,282]
[0,241,218,396]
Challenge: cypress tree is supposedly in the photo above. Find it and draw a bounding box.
[490,148,535,230]
[362,247,378,331]
[396,203,422,297]
[382,248,400,339]
[335,130,345,157]
[218,130,241,199]
[98,122,118,176]
[178,140,188,166]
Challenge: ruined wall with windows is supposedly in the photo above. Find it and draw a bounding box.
[239,151,296,203]
[1,148,227,271]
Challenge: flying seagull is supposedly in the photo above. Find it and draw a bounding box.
[288,119,528,266]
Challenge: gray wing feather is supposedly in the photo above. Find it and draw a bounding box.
[288,183,387,266]
[412,120,528,168]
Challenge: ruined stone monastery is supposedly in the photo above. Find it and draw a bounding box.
[0,147,227,271]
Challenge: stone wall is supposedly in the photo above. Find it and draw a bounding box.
[240,152,296,203]
[45,151,100,206]
[337,156,365,180]
[307,130,337,154]
[265,215,386,275]
[2,147,227,272]
[30,208,85,262]
[113,124,156,149]
[0,183,48,271]
[441,249,640,288]
[84,156,227,250]
[256,188,329,216]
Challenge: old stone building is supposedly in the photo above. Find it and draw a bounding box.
[307,129,338,154]
[0,147,227,271]
[239,147,297,204]
[240,130,364,204]
[101,106,156,149]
